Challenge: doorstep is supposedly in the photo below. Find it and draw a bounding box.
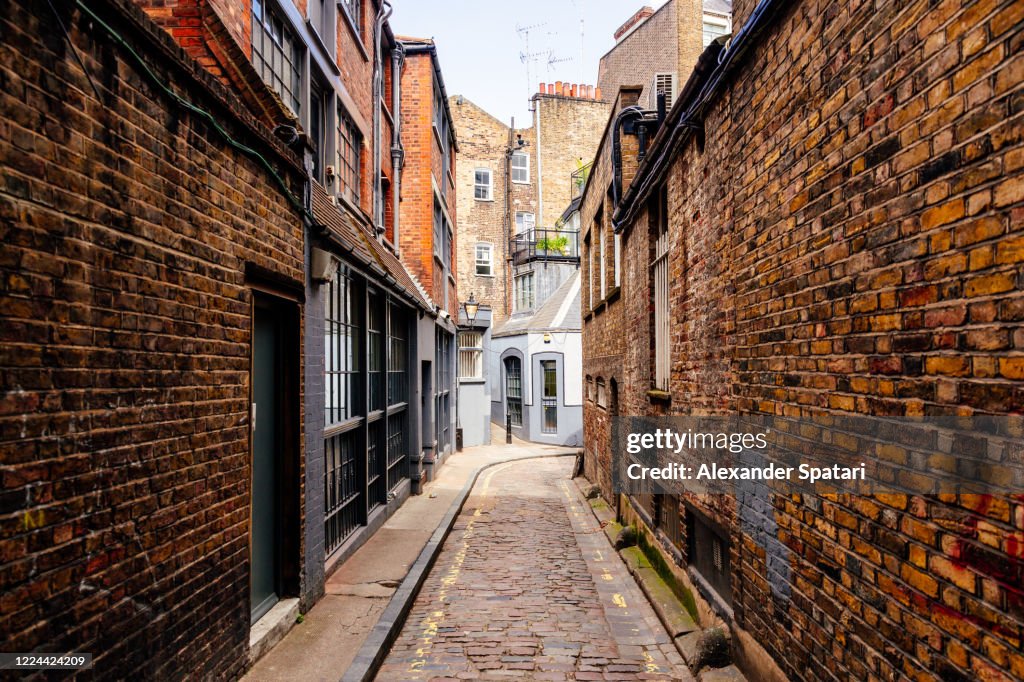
[248,597,300,665]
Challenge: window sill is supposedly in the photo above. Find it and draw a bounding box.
[459,378,486,384]
[646,389,671,404]
[475,272,496,278]
[474,197,495,202]
[511,179,530,185]
[606,286,621,304]
[583,310,593,321]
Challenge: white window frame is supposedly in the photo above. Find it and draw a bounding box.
[511,151,530,184]
[475,242,493,276]
[702,12,731,47]
[514,271,535,311]
[651,185,670,391]
[458,331,483,380]
[515,211,535,234]
[474,168,493,201]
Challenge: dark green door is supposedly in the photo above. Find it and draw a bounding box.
[251,307,279,623]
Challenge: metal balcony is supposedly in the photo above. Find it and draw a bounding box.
[510,228,580,266]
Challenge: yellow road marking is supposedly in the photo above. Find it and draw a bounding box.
[612,593,627,608]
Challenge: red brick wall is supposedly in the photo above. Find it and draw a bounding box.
[399,50,457,313]
[0,0,305,676]
[588,0,1024,679]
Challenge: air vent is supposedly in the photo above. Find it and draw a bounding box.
[651,72,678,111]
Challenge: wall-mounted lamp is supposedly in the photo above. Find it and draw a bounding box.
[543,333,552,344]
[462,293,480,326]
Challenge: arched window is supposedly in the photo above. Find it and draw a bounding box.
[504,356,522,427]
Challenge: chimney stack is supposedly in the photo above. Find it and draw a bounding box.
[614,6,655,42]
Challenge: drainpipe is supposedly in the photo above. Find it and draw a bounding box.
[534,96,543,227]
[391,43,405,253]
[372,0,393,236]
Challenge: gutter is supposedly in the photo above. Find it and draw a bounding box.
[399,41,460,153]
[612,0,788,231]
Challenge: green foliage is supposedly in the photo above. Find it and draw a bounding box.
[536,234,570,255]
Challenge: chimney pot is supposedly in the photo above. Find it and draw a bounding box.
[595,87,602,100]
[588,84,595,99]
[571,84,578,97]
[555,80,562,95]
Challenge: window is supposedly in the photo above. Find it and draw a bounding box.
[387,301,407,405]
[585,232,593,310]
[515,211,535,234]
[252,0,302,116]
[435,329,453,453]
[337,106,361,205]
[599,212,607,298]
[367,289,384,412]
[511,151,529,183]
[504,356,522,427]
[309,0,327,38]
[541,360,557,433]
[458,331,483,379]
[475,243,493,276]
[310,81,327,184]
[703,14,731,47]
[687,509,732,605]
[596,377,607,408]
[651,184,670,391]
[474,168,492,200]
[614,232,621,288]
[514,272,534,311]
[341,0,362,35]
[586,376,594,402]
[325,265,362,426]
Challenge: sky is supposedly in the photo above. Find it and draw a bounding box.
[390,0,669,126]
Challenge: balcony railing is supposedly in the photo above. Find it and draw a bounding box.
[510,228,580,266]
[571,162,593,200]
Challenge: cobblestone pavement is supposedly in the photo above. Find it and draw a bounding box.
[375,457,690,681]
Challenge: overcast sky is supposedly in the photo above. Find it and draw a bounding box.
[390,0,669,126]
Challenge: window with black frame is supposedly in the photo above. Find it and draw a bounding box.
[435,329,452,454]
[337,105,361,205]
[386,300,408,491]
[323,265,364,554]
[504,356,522,427]
[251,0,302,117]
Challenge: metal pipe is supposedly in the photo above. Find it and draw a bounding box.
[534,97,542,227]
[391,42,405,253]
[372,0,393,235]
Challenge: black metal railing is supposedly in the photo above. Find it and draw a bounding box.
[510,228,580,266]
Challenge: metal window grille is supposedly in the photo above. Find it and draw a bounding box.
[251,0,302,116]
[504,357,522,427]
[458,331,483,379]
[387,301,407,405]
[324,429,361,553]
[386,412,407,491]
[651,184,670,391]
[367,291,384,412]
[541,360,557,433]
[325,266,361,426]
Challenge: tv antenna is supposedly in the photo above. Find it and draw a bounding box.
[517,22,549,105]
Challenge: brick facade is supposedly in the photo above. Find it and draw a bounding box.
[398,41,458,316]
[0,0,307,676]
[584,0,1024,679]
[452,89,607,323]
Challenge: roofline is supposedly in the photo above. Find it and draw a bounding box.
[399,39,460,152]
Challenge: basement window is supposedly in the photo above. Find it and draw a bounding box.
[687,509,732,607]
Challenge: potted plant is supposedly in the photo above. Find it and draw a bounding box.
[536,234,570,256]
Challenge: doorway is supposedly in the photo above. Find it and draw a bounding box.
[250,294,299,624]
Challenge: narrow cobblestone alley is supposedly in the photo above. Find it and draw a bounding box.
[375,457,690,681]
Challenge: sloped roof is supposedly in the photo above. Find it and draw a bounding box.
[310,183,432,311]
[494,272,581,338]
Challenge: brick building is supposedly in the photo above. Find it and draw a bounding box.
[582,0,1024,679]
[0,0,308,676]
[397,37,460,471]
[451,88,606,444]
[1,0,453,675]
[597,0,733,114]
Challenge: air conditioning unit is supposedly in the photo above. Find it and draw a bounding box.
[650,72,678,111]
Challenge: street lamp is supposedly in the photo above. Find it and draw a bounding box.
[462,293,479,327]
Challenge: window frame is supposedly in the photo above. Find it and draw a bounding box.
[458,331,484,380]
[515,211,535,235]
[251,0,303,117]
[337,104,361,206]
[340,0,362,37]
[541,359,558,434]
[475,242,494,276]
[650,183,670,391]
[511,151,530,184]
[514,271,535,312]
[474,168,493,201]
